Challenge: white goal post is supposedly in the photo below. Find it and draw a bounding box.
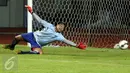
[27,0,32,33]
[27,0,32,46]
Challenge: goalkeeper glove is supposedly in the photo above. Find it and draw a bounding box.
[77,42,87,50]
[25,5,33,14]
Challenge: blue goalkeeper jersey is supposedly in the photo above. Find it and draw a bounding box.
[32,13,65,46]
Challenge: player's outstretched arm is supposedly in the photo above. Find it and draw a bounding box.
[25,5,52,27]
[25,5,43,23]
[63,39,87,50]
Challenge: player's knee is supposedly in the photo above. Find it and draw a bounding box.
[39,51,43,55]
[15,35,23,40]
[34,48,43,55]
[34,50,43,55]
[37,50,43,55]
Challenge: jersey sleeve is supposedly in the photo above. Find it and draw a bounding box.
[40,20,54,28]
[32,13,53,28]
[62,39,77,47]
[55,34,76,47]
[56,34,66,41]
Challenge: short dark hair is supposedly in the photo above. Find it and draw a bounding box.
[55,22,66,26]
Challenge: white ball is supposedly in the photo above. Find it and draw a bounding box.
[118,40,128,50]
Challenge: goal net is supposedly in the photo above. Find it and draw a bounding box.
[29,0,129,48]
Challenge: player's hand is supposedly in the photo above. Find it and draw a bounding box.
[76,42,87,50]
[25,5,33,14]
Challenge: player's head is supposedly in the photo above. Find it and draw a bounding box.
[55,23,65,33]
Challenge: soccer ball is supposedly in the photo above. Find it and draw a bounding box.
[114,40,128,50]
[118,40,128,50]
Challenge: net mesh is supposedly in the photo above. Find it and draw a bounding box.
[32,0,129,48]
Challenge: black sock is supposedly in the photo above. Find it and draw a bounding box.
[10,38,20,49]
[18,51,39,54]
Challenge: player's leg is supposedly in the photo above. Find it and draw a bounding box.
[33,48,43,54]
[16,48,43,54]
[3,32,34,50]
[3,35,24,50]
[16,32,43,54]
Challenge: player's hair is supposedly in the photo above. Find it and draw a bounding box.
[55,22,66,26]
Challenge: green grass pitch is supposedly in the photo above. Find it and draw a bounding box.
[0,44,130,73]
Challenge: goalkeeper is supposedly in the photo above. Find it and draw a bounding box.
[3,5,86,54]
